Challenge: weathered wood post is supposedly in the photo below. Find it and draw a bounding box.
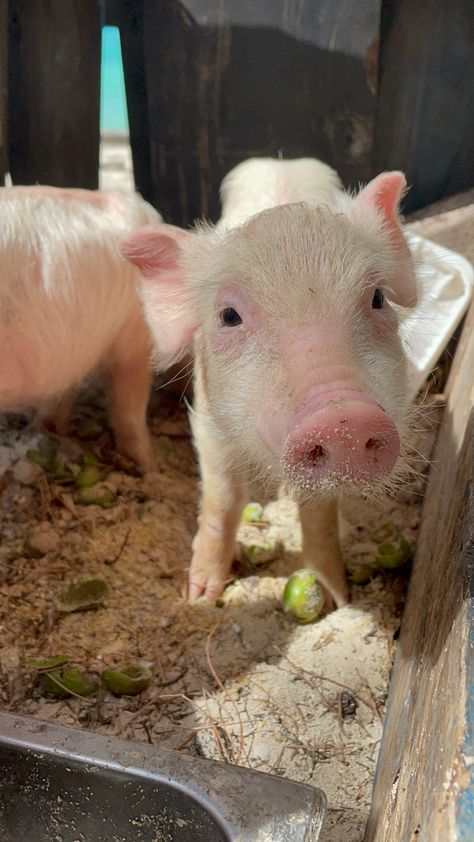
[140,0,381,225]
[8,0,101,187]
[0,0,8,181]
[365,295,474,840]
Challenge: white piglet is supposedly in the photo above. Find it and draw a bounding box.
[121,158,418,608]
[0,186,162,472]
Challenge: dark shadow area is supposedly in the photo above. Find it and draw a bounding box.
[140,5,377,225]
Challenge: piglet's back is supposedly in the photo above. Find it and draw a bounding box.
[217,157,343,231]
[0,192,148,409]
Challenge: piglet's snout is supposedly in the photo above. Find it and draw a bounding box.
[283,399,400,487]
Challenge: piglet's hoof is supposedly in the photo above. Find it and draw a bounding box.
[186,573,229,605]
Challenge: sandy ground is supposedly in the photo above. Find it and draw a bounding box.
[0,139,470,841]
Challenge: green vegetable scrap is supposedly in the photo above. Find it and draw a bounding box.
[77,483,116,507]
[244,539,278,565]
[27,435,63,475]
[25,655,70,670]
[81,453,97,467]
[26,449,47,468]
[60,668,98,697]
[346,558,374,585]
[38,670,71,698]
[283,569,325,623]
[65,461,81,479]
[74,464,101,489]
[242,503,265,523]
[375,538,412,570]
[39,667,98,698]
[102,664,152,696]
[59,577,108,613]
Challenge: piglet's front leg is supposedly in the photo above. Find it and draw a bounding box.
[298,501,350,612]
[187,410,246,602]
[188,469,246,604]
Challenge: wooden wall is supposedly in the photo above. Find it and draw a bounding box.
[0,0,7,182]
[8,0,101,188]
[365,299,474,840]
[2,0,474,218]
[137,0,381,225]
[374,0,474,213]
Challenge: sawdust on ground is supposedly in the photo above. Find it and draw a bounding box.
[0,371,443,842]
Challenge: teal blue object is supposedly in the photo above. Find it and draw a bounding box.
[457,601,474,840]
[101,27,129,133]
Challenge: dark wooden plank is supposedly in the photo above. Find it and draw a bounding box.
[374,0,474,214]
[142,0,381,226]
[8,0,101,188]
[365,295,474,840]
[0,0,8,181]
[105,0,154,204]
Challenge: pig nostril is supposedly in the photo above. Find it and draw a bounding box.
[365,437,384,453]
[306,444,326,463]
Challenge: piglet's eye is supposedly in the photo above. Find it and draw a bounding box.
[221,307,242,326]
[372,288,385,309]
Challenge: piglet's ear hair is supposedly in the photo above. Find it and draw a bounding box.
[120,225,198,358]
[357,172,417,308]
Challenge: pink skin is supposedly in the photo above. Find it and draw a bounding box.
[220,292,400,484]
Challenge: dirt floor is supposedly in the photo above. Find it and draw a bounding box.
[0,368,443,842]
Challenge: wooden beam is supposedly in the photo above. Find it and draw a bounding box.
[8,0,101,187]
[142,0,381,226]
[374,0,474,213]
[0,0,7,181]
[365,295,474,840]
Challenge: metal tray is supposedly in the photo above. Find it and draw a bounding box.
[0,712,326,841]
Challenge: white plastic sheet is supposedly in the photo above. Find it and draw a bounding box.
[402,232,474,400]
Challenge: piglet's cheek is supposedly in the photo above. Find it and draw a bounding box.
[256,413,287,459]
[372,305,398,341]
[210,326,249,357]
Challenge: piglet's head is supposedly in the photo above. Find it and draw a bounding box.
[120,171,417,500]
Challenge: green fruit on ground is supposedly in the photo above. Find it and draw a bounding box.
[59,577,108,613]
[102,664,152,696]
[242,503,265,523]
[244,540,277,565]
[376,538,412,570]
[39,667,98,697]
[74,465,101,489]
[346,559,374,584]
[283,569,325,623]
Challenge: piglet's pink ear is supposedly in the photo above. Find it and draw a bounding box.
[120,225,198,358]
[358,171,406,226]
[357,172,417,308]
